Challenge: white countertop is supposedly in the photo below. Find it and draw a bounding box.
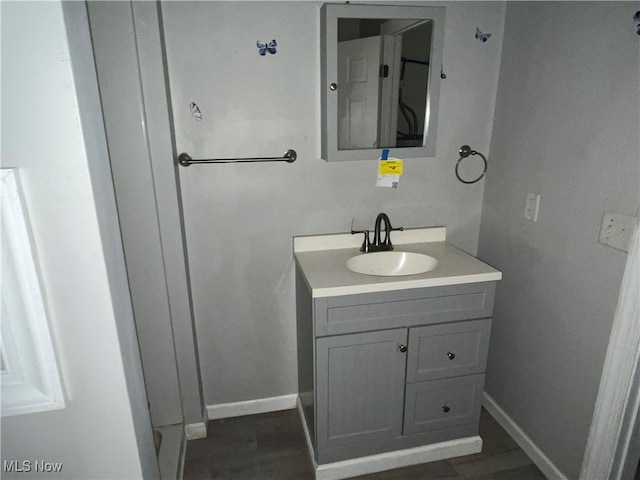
[294,228,502,298]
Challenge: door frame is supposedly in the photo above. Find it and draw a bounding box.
[580,224,640,479]
[378,19,428,146]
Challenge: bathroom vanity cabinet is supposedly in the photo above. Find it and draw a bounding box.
[294,228,501,474]
[296,272,496,464]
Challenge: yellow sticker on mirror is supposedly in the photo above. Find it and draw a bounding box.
[379,160,403,176]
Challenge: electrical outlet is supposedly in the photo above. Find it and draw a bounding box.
[599,211,637,252]
[524,193,540,222]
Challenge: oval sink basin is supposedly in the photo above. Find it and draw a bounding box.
[346,251,438,277]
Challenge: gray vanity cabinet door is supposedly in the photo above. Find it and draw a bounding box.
[316,329,408,450]
[406,319,491,383]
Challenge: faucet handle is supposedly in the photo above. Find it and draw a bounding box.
[351,230,371,253]
[386,226,404,250]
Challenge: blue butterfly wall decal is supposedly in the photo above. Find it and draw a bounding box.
[257,39,277,56]
[475,28,491,43]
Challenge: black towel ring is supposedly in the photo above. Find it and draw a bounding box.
[455,145,488,184]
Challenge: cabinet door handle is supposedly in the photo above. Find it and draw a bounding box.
[442,404,450,413]
[447,352,456,360]
[399,344,408,353]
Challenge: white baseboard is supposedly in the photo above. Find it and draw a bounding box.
[315,436,482,480]
[206,393,298,420]
[297,396,318,470]
[184,422,207,440]
[483,392,568,480]
[178,431,187,480]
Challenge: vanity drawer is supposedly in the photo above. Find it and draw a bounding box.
[403,374,484,435]
[314,282,496,336]
[406,318,491,382]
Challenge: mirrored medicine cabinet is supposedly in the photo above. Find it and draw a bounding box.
[321,4,445,161]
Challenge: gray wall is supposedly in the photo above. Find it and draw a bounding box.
[478,2,640,478]
[1,1,155,478]
[159,1,506,405]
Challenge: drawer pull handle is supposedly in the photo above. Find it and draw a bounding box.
[399,344,408,353]
[447,352,456,360]
[442,404,450,413]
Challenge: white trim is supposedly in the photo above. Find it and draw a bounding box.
[293,227,446,253]
[580,225,640,480]
[315,436,482,480]
[156,423,184,480]
[178,434,187,480]
[483,392,568,480]
[297,396,318,470]
[184,422,207,440]
[206,394,298,420]
[0,169,65,417]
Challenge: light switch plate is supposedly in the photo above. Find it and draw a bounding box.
[599,211,637,252]
[524,192,540,222]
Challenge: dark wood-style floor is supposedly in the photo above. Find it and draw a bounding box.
[183,408,547,480]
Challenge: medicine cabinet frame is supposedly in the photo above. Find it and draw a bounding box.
[321,3,445,162]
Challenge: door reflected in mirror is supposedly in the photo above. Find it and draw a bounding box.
[337,18,433,150]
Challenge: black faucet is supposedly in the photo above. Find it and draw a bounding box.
[351,213,403,253]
